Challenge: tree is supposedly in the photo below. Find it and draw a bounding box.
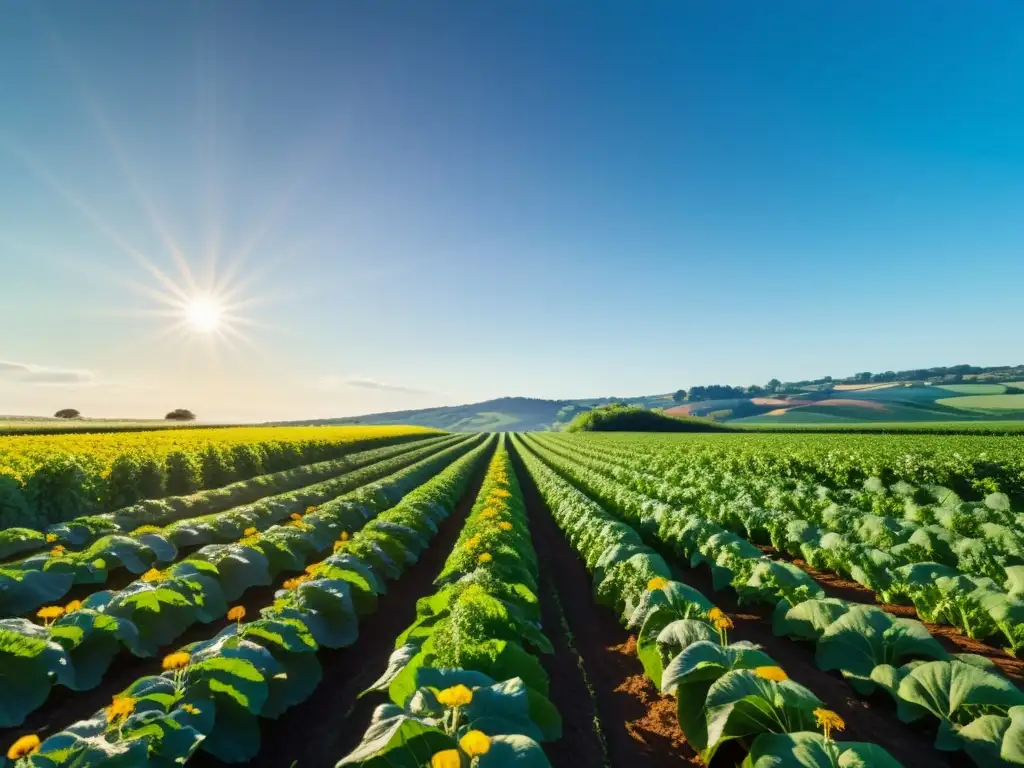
[165,409,197,421]
[766,379,781,393]
[745,384,766,396]
[54,408,80,419]
[672,389,687,403]
[855,371,873,382]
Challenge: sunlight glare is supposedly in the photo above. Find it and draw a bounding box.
[185,297,223,333]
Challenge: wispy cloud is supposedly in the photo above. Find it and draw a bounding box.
[307,375,433,395]
[0,360,95,386]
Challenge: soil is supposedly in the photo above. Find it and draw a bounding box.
[757,544,1024,682]
[197,447,494,768]
[510,444,698,767]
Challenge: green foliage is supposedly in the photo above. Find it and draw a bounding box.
[565,404,727,433]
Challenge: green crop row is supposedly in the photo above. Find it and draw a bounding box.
[0,426,436,529]
[513,435,904,767]
[523,434,1024,767]
[0,436,484,731]
[0,435,471,618]
[341,440,558,767]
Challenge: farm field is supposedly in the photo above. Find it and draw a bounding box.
[2,428,1024,767]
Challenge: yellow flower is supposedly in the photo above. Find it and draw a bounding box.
[708,607,725,621]
[713,615,734,631]
[244,527,258,537]
[227,605,246,622]
[162,651,191,671]
[333,540,346,554]
[647,577,669,591]
[45,533,58,543]
[459,730,491,757]
[282,574,312,590]
[290,512,303,521]
[477,552,492,565]
[305,505,318,514]
[105,695,136,723]
[490,488,511,499]
[814,708,846,740]
[305,563,324,577]
[430,750,462,768]
[436,684,473,707]
[65,600,83,614]
[37,605,64,621]
[142,568,165,583]
[339,531,350,541]
[498,521,513,531]
[50,545,65,557]
[180,703,201,715]
[479,510,498,520]
[6,734,40,760]
[754,666,789,682]
[466,535,481,549]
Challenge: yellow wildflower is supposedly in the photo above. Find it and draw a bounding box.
[142,568,165,583]
[305,506,318,514]
[333,540,346,554]
[244,527,258,537]
[305,562,324,577]
[50,545,65,557]
[282,574,312,590]
[45,533,58,543]
[708,607,725,621]
[647,577,669,591]
[65,600,83,614]
[814,708,846,740]
[105,695,136,724]
[460,730,491,757]
[290,512,303,521]
[436,684,473,707]
[6,734,40,760]
[499,521,513,531]
[180,703,201,715]
[430,750,461,768]
[754,666,789,682]
[713,615,734,631]
[339,531,350,541]
[478,552,492,565]
[490,488,511,499]
[227,605,246,623]
[162,652,191,671]
[37,605,64,622]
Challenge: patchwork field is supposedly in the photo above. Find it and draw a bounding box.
[2,426,1023,767]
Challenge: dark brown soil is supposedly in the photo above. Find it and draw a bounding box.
[201,447,494,768]
[757,544,1024,682]
[510,444,697,767]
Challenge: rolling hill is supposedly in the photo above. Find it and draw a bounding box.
[289,370,1024,432]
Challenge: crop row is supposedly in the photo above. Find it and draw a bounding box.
[0,435,484,729]
[557,431,1024,502]
[0,434,469,619]
[512,435,904,766]
[0,425,436,528]
[534,434,1024,653]
[0,434,458,561]
[341,440,558,767]
[523,434,1024,767]
[1,436,496,767]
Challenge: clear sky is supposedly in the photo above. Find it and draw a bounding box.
[1,2,1023,421]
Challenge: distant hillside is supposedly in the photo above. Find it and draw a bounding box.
[290,365,1024,432]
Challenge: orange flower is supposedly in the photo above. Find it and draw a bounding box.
[6,734,40,760]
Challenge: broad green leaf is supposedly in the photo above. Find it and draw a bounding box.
[335,704,455,767]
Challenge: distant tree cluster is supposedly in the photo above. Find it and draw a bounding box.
[54,408,80,419]
[165,409,197,421]
[671,364,1024,403]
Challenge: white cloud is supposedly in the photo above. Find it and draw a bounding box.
[0,360,95,386]
[306,375,433,395]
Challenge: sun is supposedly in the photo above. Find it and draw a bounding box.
[184,297,224,333]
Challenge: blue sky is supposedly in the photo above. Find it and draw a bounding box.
[1,2,1022,421]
